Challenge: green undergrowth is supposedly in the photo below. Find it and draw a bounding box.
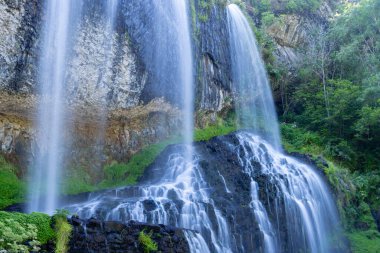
[0,156,25,209]
[347,230,380,253]
[0,211,55,245]
[281,123,380,253]
[195,123,236,142]
[0,210,73,252]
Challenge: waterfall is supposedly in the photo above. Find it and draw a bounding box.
[234,132,342,253]
[226,4,343,253]
[28,0,80,214]
[37,2,344,253]
[144,0,194,149]
[227,4,281,150]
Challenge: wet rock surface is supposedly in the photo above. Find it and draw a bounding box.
[0,95,181,180]
[69,217,190,253]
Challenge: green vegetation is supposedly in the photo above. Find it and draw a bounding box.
[53,210,72,253]
[195,110,236,141]
[99,137,180,189]
[0,210,73,252]
[281,123,380,252]
[138,230,158,253]
[62,168,96,195]
[347,230,380,253]
[246,0,321,14]
[0,156,25,209]
[279,0,380,171]
[0,218,41,252]
[0,211,55,245]
[285,0,321,13]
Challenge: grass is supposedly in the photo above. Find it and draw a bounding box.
[194,124,236,141]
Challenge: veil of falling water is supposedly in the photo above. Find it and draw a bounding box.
[227,4,281,150]
[93,0,119,169]
[28,0,80,214]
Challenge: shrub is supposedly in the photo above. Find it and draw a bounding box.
[0,218,41,252]
[0,211,55,244]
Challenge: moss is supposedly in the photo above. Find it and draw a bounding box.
[138,230,158,253]
[0,156,26,209]
[0,211,55,244]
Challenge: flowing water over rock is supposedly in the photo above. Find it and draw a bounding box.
[67,146,232,253]
[28,0,81,214]
[235,132,343,252]
[227,4,281,150]
[65,131,345,253]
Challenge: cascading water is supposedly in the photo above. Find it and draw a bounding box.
[67,149,233,252]
[234,132,343,252]
[28,0,80,214]
[227,4,281,150]
[226,4,344,253]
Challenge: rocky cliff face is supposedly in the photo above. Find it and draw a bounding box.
[193,3,233,113]
[0,0,235,172]
[0,92,181,180]
[0,0,42,93]
[264,0,338,68]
